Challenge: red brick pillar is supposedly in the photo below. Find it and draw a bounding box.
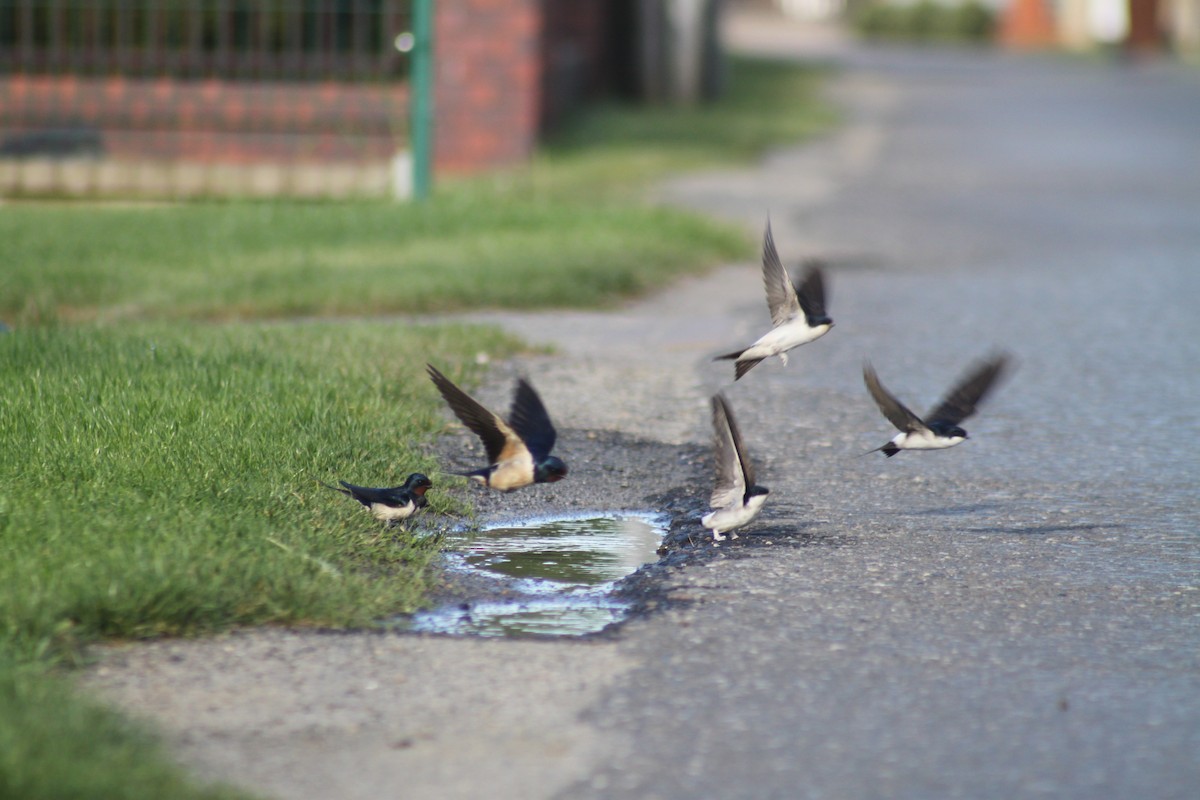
[999,0,1059,49]
[433,0,542,173]
[1126,0,1162,51]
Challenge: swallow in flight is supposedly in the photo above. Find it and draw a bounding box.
[426,364,567,492]
[321,473,432,524]
[715,218,833,380]
[863,353,1011,457]
[701,394,769,542]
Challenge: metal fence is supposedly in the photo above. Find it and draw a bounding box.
[0,1,415,198]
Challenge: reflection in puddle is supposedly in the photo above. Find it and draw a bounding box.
[413,597,631,638]
[407,513,666,638]
[458,514,665,586]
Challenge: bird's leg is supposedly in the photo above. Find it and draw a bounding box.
[712,531,727,543]
[779,352,789,367]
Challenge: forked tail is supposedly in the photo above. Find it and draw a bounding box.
[713,349,763,380]
[317,480,351,496]
[733,359,764,380]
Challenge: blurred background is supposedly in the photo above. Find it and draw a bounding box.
[1,0,1195,201]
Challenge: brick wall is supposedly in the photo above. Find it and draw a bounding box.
[0,1,623,192]
[432,0,541,173]
[0,75,407,163]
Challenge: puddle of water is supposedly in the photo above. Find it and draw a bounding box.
[456,514,665,587]
[412,597,631,638]
[405,513,666,638]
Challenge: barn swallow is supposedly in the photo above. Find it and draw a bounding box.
[701,394,769,542]
[715,219,833,380]
[426,364,567,492]
[863,353,1011,456]
[321,473,432,524]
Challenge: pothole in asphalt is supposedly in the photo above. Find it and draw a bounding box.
[404,512,667,637]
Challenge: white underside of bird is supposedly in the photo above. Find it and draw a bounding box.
[889,430,965,451]
[701,493,768,542]
[733,318,832,366]
[370,500,418,522]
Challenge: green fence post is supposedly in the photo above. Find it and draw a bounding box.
[410,0,434,201]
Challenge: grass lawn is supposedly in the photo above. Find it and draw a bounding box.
[0,202,745,323]
[0,323,518,664]
[0,55,835,799]
[0,322,521,799]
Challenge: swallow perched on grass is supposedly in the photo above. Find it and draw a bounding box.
[426,364,567,492]
[863,353,1011,457]
[321,473,432,524]
[701,394,769,542]
[715,219,833,380]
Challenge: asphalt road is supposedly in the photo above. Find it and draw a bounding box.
[86,21,1200,800]
[580,31,1200,800]
[583,32,1200,800]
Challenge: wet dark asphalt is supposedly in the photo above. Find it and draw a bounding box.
[549,44,1200,800]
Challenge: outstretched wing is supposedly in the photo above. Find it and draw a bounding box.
[709,394,751,509]
[793,261,829,327]
[724,395,757,494]
[427,364,524,465]
[927,353,1010,427]
[762,219,801,327]
[863,361,928,435]
[507,377,558,463]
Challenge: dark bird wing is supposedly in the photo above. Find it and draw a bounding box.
[427,364,525,465]
[794,261,828,326]
[506,378,558,463]
[762,219,801,327]
[863,361,928,434]
[926,353,1011,427]
[338,481,405,506]
[725,397,757,494]
[709,394,754,509]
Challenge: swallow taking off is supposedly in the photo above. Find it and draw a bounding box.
[715,219,833,380]
[426,364,567,492]
[321,473,432,524]
[863,353,1011,457]
[701,394,769,542]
